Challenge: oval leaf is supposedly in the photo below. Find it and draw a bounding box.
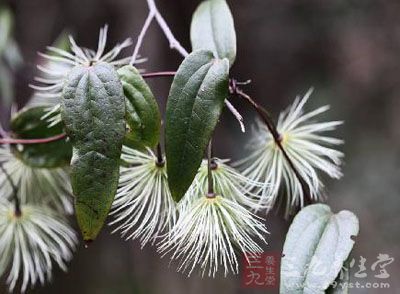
[10,106,72,168]
[118,65,161,149]
[165,50,229,201]
[62,62,126,241]
[281,204,359,294]
[190,0,237,66]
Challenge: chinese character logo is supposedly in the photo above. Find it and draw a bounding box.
[241,252,280,289]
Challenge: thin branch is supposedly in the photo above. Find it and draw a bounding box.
[151,2,189,58]
[225,99,245,133]
[130,9,156,65]
[233,86,312,204]
[0,133,67,145]
[0,163,21,216]
[131,0,189,64]
[155,142,165,167]
[206,140,215,197]
[142,71,176,79]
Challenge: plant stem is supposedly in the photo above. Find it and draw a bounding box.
[142,71,176,79]
[0,133,67,145]
[130,9,156,65]
[232,84,312,204]
[0,164,21,216]
[206,140,215,198]
[155,142,165,167]
[130,0,189,65]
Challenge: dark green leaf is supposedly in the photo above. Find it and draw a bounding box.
[165,50,229,201]
[190,0,237,66]
[62,62,126,241]
[10,106,72,168]
[118,65,161,149]
[281,204,359,294]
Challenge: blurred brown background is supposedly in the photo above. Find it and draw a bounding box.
[0,0,399,293]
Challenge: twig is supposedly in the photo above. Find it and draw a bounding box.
[225,100,245,133]
[151,1,189,58]
[131,0,189,64]
[231,83,312,204]
[206,140,215,198]
[0,164,21,216]
[142,71,176,79]
[155,142,165,167]
[0,133,67,145]
[130,9,156,65]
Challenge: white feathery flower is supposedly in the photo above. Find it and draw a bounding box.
[238,89,344,215]
[110,146,177,248]
[29,25,145,126]
[0,201,77,293]
[0,146,73,214]
[159,195,268,277]
[179,158,266,213]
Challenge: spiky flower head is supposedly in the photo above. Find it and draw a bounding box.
[110,146,177,248]
[0,145,73,214]
[159,195,268,277]
[0,200,77,293]
[29,25,145,125]
[179,158,266,213]
[238,89,344,216]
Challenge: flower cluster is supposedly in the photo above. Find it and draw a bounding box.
[0,18,345,290]
[0,201,77,293]
[111,147,269,277]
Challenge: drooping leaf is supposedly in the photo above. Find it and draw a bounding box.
[10,106,72,168]
[190,0,237,66]
[118,65,161,150]
[165,50,229,201]
[280,204,359,294]
[62,62,126,241]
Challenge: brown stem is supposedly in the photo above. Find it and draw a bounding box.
[0,164,21,216]
[142,71,176,79]
[233,85,311,204]
[206,140,215,198]
[0,133,67,145]
[155,142,165,167]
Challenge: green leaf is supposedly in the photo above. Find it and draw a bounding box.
[62,62,126,241]
[165,50,229,201]
[190,0,237,66]
[280,204,359,294]
[10,106,72,168]
[118,65,161,149]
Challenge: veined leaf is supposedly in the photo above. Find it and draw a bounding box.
[190,0,237,66]
[62,62,126,241]
[118,65,161,150]
[10,106,72,168]
[281,204,359,294]
[165,50,229,201]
